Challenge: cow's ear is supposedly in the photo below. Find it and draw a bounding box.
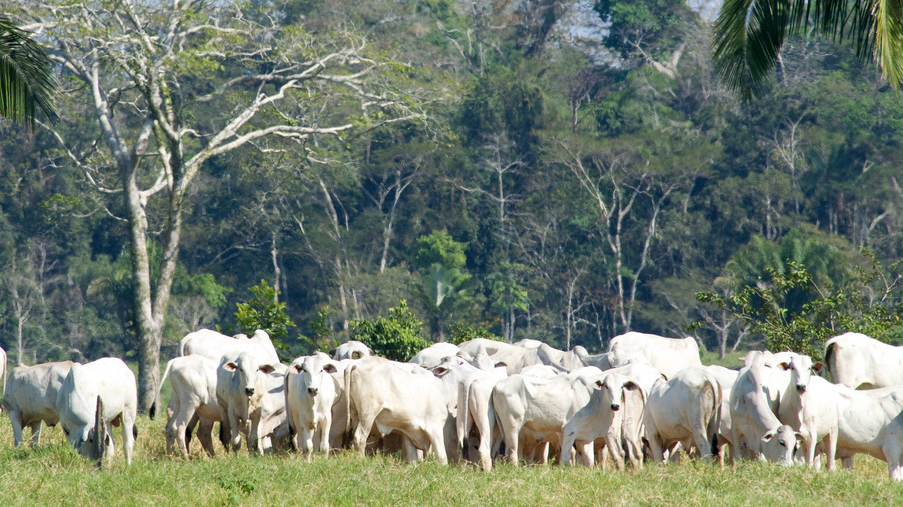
[323,363,338,374]
[778,362,791,371]
[812,362,825,374]
[225,362,238,371]
[738,357,746,364]
[594,379,604,389]
[432,366,450,378]
[259,364,276,374]
[351,351,363,360]
[761,431,775,443]
[623,381,640,391]
[293,364,303,374]
[494,361,508,368]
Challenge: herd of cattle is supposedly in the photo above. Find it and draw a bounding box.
[3,330,903,480]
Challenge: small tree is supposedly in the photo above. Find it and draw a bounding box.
[350,300,429,361]
[696,251,903,359]
[234,280,296,356]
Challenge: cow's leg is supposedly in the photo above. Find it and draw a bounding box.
[428,426,448,465]
[9,412,25,447]
[318,412,331,454]
[352,411,375,456]
[121,414,135,465]
[577,441,594,467]
[28,422,43,447]
[825,430,837,471]
[301,423,314,461]
[647,429,666,464]
[197,417,216,457]
[499,418,521,466]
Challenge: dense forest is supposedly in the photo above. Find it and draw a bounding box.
[2,0,902,392]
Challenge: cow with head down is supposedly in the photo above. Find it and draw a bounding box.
[285,353,342,461]
[331,340,373,361]
[56,357,137,465]
[216,351,288,454]
[3,360,74,448]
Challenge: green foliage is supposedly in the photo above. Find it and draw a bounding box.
[300,305,338,354]
[413,230,468,270]
[350,300,429,361]
[696,251,903,359]
[447,322,503,345]
[234,280,296,350]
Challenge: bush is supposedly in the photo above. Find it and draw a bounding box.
[350,300,429,361]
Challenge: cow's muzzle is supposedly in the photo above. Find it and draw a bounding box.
[610,403,620,411]
[245,387,255,396]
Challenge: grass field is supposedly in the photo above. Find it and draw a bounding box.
[2,352,900,506]
[0,408,900,506]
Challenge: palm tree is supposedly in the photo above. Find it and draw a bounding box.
[712,0,903,100]
[0,15,58,128]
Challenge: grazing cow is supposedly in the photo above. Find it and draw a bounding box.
[560,372,646,469]
[729,352,796,464]
[824,332,903,389]
[56,358,137,465]
[215,351,287,454]
[344,356,453,464]
[608,332,702,379]
[536,344,587,372]
[409,343,464,369]
[457,339,542,375]
[644,366,721,463]
[179,329,280,366]
[158,355,221,458]
[776,354,838,470]
[285,353,341,461]
[831,383,903,480]
[331,340,374,361]
[3,361,74,447]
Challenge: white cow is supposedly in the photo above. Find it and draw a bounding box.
[830,383,903,480]
[56,358,137,464]
[536,344,587,372]
[158,355,221,458]
[824,332,903,389]
[344,356,453,464]
[409,343,463,369]
[457,365,508,470]
[608,332,702,379]
[180,328,280,366]
[331,340,373,361]
[560,372,646,469]
[492,372,640,467]
[285,353,341,460]
[644,366,721,463]
[215,351,287,454]
[776,354,838,470]
[457,339,542,375]
[3,361,74,447]
[728,351,797,464]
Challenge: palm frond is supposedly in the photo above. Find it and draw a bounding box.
[712,0,792,100]
[0,15,59,128]
[714,0,903,98]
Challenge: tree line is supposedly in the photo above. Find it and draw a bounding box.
[1,0,902,411]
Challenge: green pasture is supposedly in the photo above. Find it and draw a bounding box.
[0,353,899,506]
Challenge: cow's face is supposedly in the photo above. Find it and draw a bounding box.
[594,373,641,412]
[760,425,802,466]
[780,354,814,394]
[292,355,337,398]
[223,353,275,398]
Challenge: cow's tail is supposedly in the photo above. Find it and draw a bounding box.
[149,358,177,420]
[705,374,722,458]
[824,338,839,384]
